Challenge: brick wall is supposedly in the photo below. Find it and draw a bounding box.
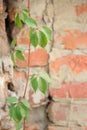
[48,0,87,130]
[0,0,87,130]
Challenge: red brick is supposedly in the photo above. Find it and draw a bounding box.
[17,27,30,46]
[76,4,87,16]
[54,30,87,49]
[48,102,87,126]
[14,70,26,80]
[63,30,87,49]
[25,124,40,130]
[48,126,69,130]
[48,102,70,124]
[70,103,87,125]
[50,83,87,98]
[35,15,40,19]
[16,48,48,67]
[17,37,30,45]
[48,126,86,130]
[50,55,87,74]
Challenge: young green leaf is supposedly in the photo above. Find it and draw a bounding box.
[22,9,29,16]
[9,105,21,122]
[40,72,51,83]
[15,105,22,121]
[29,29,38,47]
[38,31,48,48]
[9,104,16,118]
[15,13,22,29]
[11,39,16,49]
[11,52,16,67]
[16,50,25,61]
[21,99,30,109]
[38,77,48,94]
[15,47,23,51]
[41,26,52,41]
[6,97,18,104]
[22,13,37,28]
[30,75,38,92]
[19,103,29,119]
[15,122,22,130]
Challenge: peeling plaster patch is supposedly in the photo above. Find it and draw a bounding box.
[32,90,45,104]
[0,76,7,107]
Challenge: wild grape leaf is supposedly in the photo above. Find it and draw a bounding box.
[6,97,18,104]
[41,72,51,83]
[38,31,48,48]
[16,50,25,61]
[41,26,52,41]
[15,13,22,29]
[30,75,38,92]
[22,13,37,28]
[11,52,16,67]
[15,122,22,130]
[38,77,48,94]
[19,103,29,119]
[11,39,16,49]
[29,29,38,47]
[21,99,30,109]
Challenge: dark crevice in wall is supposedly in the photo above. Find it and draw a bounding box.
[4,0,13,44]
[8,82,15,92]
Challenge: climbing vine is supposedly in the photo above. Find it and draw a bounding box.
[6,0,52,130]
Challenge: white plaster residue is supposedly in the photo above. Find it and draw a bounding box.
[0,77,4,98]
[0,76,5,107]
[32,90,45,104]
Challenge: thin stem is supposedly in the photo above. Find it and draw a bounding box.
[23,119,26,130]
[23,0,30,130]
[28,0,30,12]
[23,0,30,98]
[23,46,30,98]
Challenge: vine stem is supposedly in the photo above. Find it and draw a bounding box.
[23,0,30,99]
[23,0,30,130]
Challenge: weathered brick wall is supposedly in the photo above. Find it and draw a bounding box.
[48,0,87,130]
[0,0,87,130]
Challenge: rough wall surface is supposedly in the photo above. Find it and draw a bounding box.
[0,0,87,130]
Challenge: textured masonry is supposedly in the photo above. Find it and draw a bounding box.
[0,0,87,130]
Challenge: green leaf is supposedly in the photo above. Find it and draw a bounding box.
[38,31,48,48]
[9,104,16,118]
[11,39,16,49]
[15,47,23,51]
[16,50,25,61]
[9,105,21,122]
[11,52,16,66]
[41,72,51,83]
[41,26,52,41]
[21,99,30,108]
[29,29,38,47]
[15,105,22,121]
[30,75,38,92]
[15,13,22,29]
[19,103,29,119]
[22,13,37,28]
[6,97,18,104]
[38,77,48,94]
[22,9,29,16]
[15,122,22,130]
